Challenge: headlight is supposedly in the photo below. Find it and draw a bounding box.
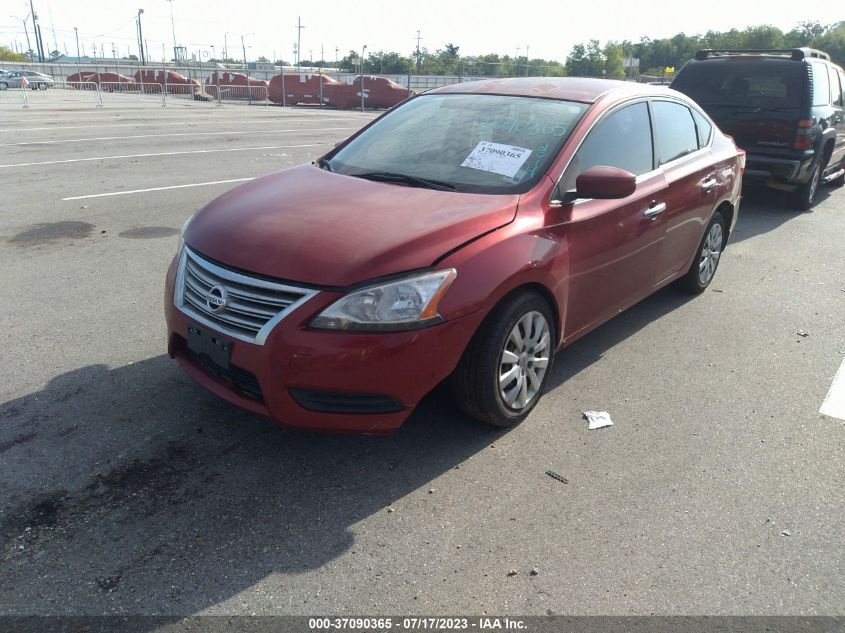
[310,269,457,331]
[177,217,192,254]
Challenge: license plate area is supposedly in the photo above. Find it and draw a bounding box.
[187,324,232,370]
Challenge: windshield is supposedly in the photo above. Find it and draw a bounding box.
[672,60,805,109]
[325,93,589,194]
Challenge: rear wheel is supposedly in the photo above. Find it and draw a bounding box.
[787,159,823,210]
[676,211,726,294]
[451,291,555,428]
[37,82,47,90]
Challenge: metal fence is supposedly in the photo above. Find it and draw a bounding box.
[0,81,272,108]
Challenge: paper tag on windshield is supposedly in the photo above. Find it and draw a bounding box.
[461,141,532,178]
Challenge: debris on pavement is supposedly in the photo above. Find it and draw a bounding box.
[583,410,614,430]
[544,470,568,484]
[507,569,518,577]
[796,330,809,338]
[530,567,540,576]
[782,529,791,536]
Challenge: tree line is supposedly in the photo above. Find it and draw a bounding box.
[3,21,843,75]
[327,21,844,78]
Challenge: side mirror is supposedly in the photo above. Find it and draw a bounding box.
[575,165,637,199]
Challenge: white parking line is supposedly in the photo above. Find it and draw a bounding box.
[0,126,357,147]
[62,178,256,200]
[820,356,845,420]
[0,143,326,168]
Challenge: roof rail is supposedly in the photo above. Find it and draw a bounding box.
[694,48,831,61]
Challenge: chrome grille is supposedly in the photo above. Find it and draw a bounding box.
[175,247,318,345]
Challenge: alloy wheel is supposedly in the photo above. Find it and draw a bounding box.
[698,222,723,285]
[498,311,551,411]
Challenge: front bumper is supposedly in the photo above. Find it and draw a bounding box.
[164,256,485,434]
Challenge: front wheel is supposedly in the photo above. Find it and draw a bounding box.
[37,82,47,90]
[0,82,7,90]
[451,291,555,428]
[676,211,726,294]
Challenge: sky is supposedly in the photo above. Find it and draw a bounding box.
[0,0,824,63]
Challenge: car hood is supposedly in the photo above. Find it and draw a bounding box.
[184,165,519,287]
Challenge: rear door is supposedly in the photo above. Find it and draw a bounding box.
[651,100,718,282]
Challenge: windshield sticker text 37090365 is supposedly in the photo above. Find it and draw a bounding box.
[461,141,533,178]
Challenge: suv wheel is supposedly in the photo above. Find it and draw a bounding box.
[451,291,555,428]
[0,82,7,90]
[787,160,823,210]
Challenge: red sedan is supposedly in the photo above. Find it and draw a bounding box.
[164,78,744,434]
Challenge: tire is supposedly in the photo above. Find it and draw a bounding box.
[0,82,7,90]
[37,82,47,90]
[787,158,823,210]
[676,211,726,294]
[451,290,555,428]
[830,167,845,188]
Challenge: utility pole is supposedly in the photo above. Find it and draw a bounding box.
[335,46,339,67]
[525,45,530,77]
[295,17,305,69]
[224,33,228,60]
[415,30,422,73]
[136,9,145,65]
[29,0,44,62]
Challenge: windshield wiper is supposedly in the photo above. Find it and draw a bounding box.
[317,157,333,172]
[351,171,457,192]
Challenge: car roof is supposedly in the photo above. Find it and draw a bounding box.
[427,77,680,104]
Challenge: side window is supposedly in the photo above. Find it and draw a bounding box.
[831,68,843,107]
[811,62,831,106]
[690,108,713,148]
[559,101,653,193]
[652,101,699,165]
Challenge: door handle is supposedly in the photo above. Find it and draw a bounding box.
[701,177,718,191]
[643,202,667,218]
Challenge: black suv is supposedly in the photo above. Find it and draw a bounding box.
[671,48,845,209]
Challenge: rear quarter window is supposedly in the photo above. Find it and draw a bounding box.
[811,62,831,106]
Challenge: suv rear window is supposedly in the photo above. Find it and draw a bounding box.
[672,60,805,108]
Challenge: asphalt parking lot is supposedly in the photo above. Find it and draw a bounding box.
[0,99,843,617]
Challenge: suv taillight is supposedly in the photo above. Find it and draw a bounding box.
[793,119,814,150]
[737,148,746,173]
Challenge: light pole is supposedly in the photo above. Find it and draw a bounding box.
[73,27,81,79]
[224,32,230,61]
[295,17,304,69]
[241,33,253,103]
[136,9,145,65]
[360,44,367,112]
[166,0,177,62]
[12,14,33,62]
[525,45,529,77]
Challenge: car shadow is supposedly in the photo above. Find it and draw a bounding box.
[545,285,696,391]
[0,356,501,616]
[728,184,836,244]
